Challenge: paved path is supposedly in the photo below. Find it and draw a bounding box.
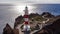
[16,24,38,34]
[16,24,24,34]
[16,23,47,34]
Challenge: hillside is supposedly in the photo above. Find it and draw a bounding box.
[3,12,60,34]
[14,12,55,31]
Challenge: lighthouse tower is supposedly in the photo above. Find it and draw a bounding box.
[23,6,30,32]
[24,6,29,25]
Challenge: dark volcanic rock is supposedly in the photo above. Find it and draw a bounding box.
[41,12,54,18]
[14,15,23,28]
[3,23,13,34]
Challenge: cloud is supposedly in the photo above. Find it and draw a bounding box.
[0,0,60,4]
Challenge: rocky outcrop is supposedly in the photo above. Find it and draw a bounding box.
[34,17,60,34]
[3,23,19,34]
[14,15,23,28]
[41,12,54,18]
[3,23,13,34]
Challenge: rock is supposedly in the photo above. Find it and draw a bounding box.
[3,23,13,34]
[34,17,60,34]
[41,12,54,18]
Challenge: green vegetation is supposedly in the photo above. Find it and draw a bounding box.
[15,13,47,24]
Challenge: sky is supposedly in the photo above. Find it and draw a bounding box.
[0,0,60,4]
[0,0,60,34]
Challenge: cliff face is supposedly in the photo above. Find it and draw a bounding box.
[3,24,13,34]
[14,15,23,28]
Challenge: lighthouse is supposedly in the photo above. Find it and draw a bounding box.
[23,6,30,34]
[24,6,29,25]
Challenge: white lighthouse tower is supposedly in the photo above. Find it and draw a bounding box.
[24,6,28,15]
[24,6,29,24]
[23,6,30,32]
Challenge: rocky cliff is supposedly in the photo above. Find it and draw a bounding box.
[3,12,60,34]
